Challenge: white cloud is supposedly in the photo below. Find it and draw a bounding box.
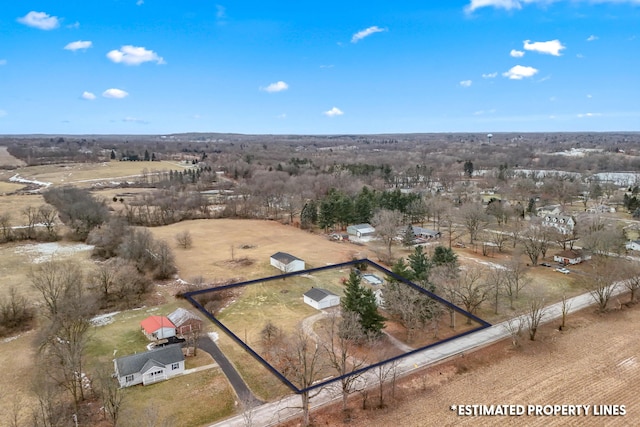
[467,0,640,13]
[216,5,226,19]
[577,112,601,118]
[0,59,6,66]
[460,80,473,87]
[587,94,593,98]
[107,46,165,65]
[320,64,335,69]
[277,113,287,119]
[510,49,525,58]
[473,109,496,115]
[102,88,129,99]
[576,53,585,58]
[123,116,148,124]
[523,39,565,56]
[66,22,80,29]
[502,65,539,79]
[64,40,92,51]
[587,35,598,42]
[136,0,144,5]
[351,26,386,43]
[261,81,289,93]
[0,110,7,118]
[324,107,344,117]
[17,11,60,30]
[482,72,498,78]
[81,91,96,100]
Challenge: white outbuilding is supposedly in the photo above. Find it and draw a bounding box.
[347,223,376,238]
[303,288,340,310]
[270,252,306,273]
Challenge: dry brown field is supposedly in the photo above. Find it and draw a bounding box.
[0,146,26,166]
[298,303,640,427]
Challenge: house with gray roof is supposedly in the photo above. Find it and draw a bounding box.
[303,288,340,310]
[167,307,203,337]
[346,223,376,239]
[270,252,305,272]
[113,344,185,388]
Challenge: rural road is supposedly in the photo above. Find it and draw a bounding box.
[198,336,263,408]
[209,282,629,427]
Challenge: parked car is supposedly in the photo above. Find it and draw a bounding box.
[540,262,552,267]
[554,267,570,274]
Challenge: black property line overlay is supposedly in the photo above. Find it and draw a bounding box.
[184,258,492,395]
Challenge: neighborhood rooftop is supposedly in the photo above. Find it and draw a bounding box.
[303,287,338,302]
[270,252,303,264]
[114,344,184,378]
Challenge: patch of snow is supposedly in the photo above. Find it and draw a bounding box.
[2,335,20,343]
[9,174,52,187]
[14,242,94,263]
[461,257,507,270]
[90,311,120,327]
[208,332,219,342]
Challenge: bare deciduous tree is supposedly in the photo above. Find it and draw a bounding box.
[30,259,83,319]
[526,292,546,341]
[503,317,524,347]
[453,266,488,323]
[175,230,193,249]
[371,208,403,263]
[502,256,530,310]
[97,367,126,427]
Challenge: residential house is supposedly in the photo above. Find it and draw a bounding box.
[346,223,376,239]
[411,226,442,240]
[270,252,305,273]
[542,214,576,235]
[141,316,176,341]
[553,249,591,265]
[113,344,185,388]
[303,288,340,310]
[167,308,203,337]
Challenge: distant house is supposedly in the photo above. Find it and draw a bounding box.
[553,249,591,265]
[537,205,562,217]
[626,240,640,252]
[270,252,305,273]
[113,345,185,388]
[141,316,176,341]
[167,308,203,337]
[346,223,376,239]
[542,214,576,234]
[303,288,340,310]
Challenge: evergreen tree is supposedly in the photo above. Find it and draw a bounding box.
[110,149,116,160]
[300,201,318,229]
[144,149,150,161]
[432,245,458,267]
[341,270,385,336]
[402,224,415,247]
[463,160,474,178]
[408,245,431,284]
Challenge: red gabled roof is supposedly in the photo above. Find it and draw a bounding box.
[141,316,176,334]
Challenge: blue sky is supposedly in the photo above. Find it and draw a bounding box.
[1,0,639,134]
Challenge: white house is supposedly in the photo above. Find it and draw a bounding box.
[141,316,176,340]
[411,226,442,239]
[346,223,376,239]
[542,214,576,234]
[303,288,340,310]
[270,252,305,272]
[113,345,185,388]
[553,249,591,265]
[626,240,640,251]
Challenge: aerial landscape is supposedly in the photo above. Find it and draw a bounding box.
[1,1,640,427]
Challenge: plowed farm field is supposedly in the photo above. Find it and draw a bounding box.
[308,304,640,427]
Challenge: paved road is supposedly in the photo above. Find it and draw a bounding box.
[209,282,628,427]
[198,335,263,408]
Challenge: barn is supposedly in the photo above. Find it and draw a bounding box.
[167,308,203,337]
[270,252,305,273]
[303,288,340,310]
[347,223,376,239]
[141,316,176,340]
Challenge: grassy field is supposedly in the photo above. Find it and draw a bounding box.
[0,146,26,167]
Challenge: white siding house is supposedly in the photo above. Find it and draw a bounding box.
[626,240,640,251]
[113,345,185,388]
[553,249,591,265]
[303,288,340,310]
[270,252,305,273]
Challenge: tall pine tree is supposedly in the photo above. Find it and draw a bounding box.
[341,270,385,337]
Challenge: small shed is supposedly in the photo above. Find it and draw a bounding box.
[270,252,305,272]
[167,308,203,337]
[141,316,176,341]
[303,288,340,310]
[113,344,185,388]
[553,249,591,265]
[346,223,376,238]
[362,274,384,286]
